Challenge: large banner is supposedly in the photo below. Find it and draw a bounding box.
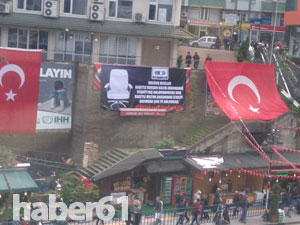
[0,48,41,134]
[205,61,289,121]
[36,63,75,130]
[99,64,186,111]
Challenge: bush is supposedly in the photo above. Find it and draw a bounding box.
[154,137,175,149]
[238,37,249,60]
[177,55,183,68]
[270,183,280,216]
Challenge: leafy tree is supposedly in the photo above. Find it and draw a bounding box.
[60,177,99,205]
[270,183,280,217]
[0,146,16,222]
[154,137,175,149]
[177,56,183,68]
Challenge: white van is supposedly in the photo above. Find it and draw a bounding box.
[190,36,217,48]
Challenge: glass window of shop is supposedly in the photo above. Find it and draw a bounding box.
[99,36,136,64]
[54,32,92,62]
[8,28,48,59]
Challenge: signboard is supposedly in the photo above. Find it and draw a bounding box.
[250,24,285,32]
[225,14,238,26]
[159,149,187,159]
[100,64,186,111]
[36,63,75,130]
[158,8,167,22]
[188,20,220,26]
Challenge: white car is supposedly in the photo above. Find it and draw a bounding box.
[190,36,217,48]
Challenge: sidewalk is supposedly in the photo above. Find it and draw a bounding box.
[204,211,300,225]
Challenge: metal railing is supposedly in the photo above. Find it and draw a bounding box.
[0,200,267,225]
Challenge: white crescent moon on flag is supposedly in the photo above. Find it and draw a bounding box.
[228,75,261,104]
[0,64,25,89]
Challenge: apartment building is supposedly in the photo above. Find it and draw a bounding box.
[181,0,286,43]
[284,0,300,58]
[0,0,194,67]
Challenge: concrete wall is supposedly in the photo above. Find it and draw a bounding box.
[70,66,206,163]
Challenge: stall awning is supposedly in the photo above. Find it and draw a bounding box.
[0,169,38,193]
[144,159,187,174]
[185,151,300,171]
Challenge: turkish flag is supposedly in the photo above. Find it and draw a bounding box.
[205,61,289,121]
[0,48,41,134]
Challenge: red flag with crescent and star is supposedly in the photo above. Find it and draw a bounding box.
[0,48,41,134]
[204,61,289,121]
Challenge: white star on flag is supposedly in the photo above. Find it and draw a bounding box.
[5,89,17,102]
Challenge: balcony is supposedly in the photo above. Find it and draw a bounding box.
[261,1,286,13]
[189,0,225,8]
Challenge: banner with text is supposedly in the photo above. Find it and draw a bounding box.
[36,63,75,129]
[100,64,186,111]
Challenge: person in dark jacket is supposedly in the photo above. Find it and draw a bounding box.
[200,194,209,221]
[125,207,134,225]
[205,54,212,61]
[191,198,201,225]
[183,197,190,223]
[154,196,163,225]
[239,194,248,223]
[185,52,192,67]
[232,191,240,217]
[193,52,200,69]
[176,199,186,225]
[213,188,222,206]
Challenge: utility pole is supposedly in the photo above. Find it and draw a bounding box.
[269,0,279,64]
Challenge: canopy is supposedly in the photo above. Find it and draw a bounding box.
[0,169,38,193]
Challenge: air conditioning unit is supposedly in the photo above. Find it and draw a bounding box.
[0,3,9,14]
[134,13,145,23]
[90,3,104,21]
[43,0,58,18]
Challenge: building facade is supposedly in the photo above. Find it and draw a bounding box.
[181,0,286,43]
[284,0,300,58]
[0,0,194,67]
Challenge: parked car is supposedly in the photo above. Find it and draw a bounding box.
[189,36,217,48]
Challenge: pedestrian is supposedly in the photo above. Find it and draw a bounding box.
[213,188,222,206]
[154,196,163,225]
[193,52,200,69]
[232,191,240,217]
[191,198,201,225]
[205,54,212,61]
[176,199,185,225]
[125,207,134,225]
[200,194,209,222]
[133,195,142,225]
[185,52,192,67]
[239,194,248,223]
[183,197,190,223]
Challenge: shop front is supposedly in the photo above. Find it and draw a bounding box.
[221,22,250,43]
[250,24,285,43]
[188,20,221,38]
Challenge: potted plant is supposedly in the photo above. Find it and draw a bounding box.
[268,183,280,222]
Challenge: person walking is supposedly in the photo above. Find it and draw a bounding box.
[125,207,134,225]
[133,196,142,225]
[183,197,190,224]
[191,198,201,225]
[200,194,209,222]
[205,54,212,61]
[239,194,248,223]
[232,191,240,217]
[176,199,185,225]
[154,196,163,225]
[185,52,192,67]
[193,52,200,69]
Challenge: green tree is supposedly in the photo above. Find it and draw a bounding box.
[270,183,280,217]
[60,177,99,205]
[0,146,16,222]
[238,37,250,60]
[154,137,175,149]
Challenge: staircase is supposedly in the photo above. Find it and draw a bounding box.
[176,118,229,147]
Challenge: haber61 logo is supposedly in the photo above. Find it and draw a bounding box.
[13,194,128,221]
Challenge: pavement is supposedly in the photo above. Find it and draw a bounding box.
[178,46,237,68]
[203,211,300,225]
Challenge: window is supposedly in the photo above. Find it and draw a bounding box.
[200,8,209,21]
[64,0,87,15]
[17,0,41,11]
[261,12,272,25]
[54,32,92,62]
[109,0,133,19]
[99,36,136,64]
[148,0,173,22]
[286,0,298,12]
[279,13,284,26]
[8,28,48,59]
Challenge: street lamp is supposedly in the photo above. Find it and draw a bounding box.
[269,0,279,64]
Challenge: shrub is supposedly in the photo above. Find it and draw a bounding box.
[177,55,183,68]
[154,137,175,149]
[270,183,280,216]
[238,37,249,60]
